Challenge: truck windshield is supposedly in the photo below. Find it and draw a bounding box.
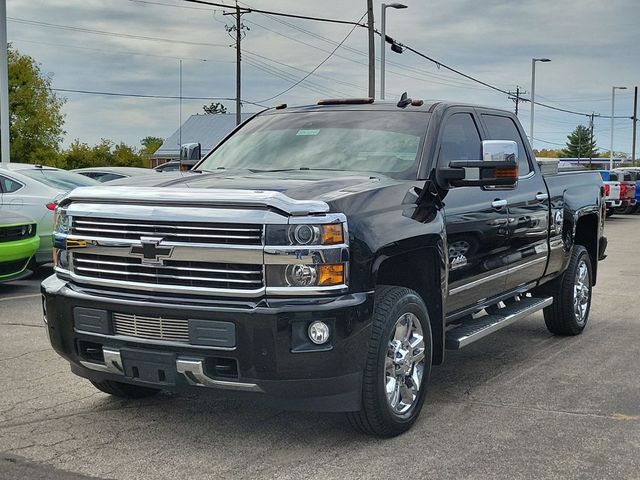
[199,111,430,177]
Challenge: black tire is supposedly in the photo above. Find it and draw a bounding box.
[605,208,614,218]
[90,380,160,399]
[347,286,432,437]
[542,245,592,336]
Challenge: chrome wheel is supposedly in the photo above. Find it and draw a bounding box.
[448,240,470,258]
[384,312,426,415]
[573,259,590,325]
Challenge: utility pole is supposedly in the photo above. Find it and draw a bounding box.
[588,112,595,168]
[235,2,241,126]
[366,0,375,99]
[508,86,526,116]
[632,86,638,166]
[224,3,248,126]
[0,0,9,163]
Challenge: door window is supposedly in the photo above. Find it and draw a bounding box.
[439,113,482,164]
[0,175,23,193]
[482,114,531,176]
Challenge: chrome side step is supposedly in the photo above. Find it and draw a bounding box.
[445,296,553,350]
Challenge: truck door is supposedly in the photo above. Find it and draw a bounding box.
[437,110,511,314]
[480,112,549,292]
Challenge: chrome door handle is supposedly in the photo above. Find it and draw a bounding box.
[491,199,508,209]
[535,193,549,201]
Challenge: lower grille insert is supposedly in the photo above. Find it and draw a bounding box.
[112,313,189,343]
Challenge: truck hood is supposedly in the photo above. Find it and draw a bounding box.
[101,169,392,203]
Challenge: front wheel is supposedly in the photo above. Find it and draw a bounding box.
[543,245,593,336]
[347,286,432,437]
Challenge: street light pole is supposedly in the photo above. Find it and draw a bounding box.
[380,3,407,100]
[366,0,375,99]
[0,0,10,164]
[610,86,627,170]
[529,57,551,151]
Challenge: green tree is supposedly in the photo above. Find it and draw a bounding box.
[533,148,564,158]
[203,102,227,114]
[7,45,65,164]
[140,136,164,155]
[561,125,597,158]
[113,142,143,167]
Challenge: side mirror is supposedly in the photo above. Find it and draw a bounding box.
[180,142,201,161]
[439,140,519,189]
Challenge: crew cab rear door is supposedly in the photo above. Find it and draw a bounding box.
[479,111,549,292]
[437,109,510,313]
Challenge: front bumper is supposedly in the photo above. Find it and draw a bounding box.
[0,236,40,281]
[42,275,374,412]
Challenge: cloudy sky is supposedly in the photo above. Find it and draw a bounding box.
[6,0,640,155]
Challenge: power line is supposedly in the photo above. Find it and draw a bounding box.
[51,87,268,107]
[7,17,228,48]
[11,38,232,63]
[255,12,367,103]
[183,0,368,27]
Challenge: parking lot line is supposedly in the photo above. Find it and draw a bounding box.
[0,293,41,302]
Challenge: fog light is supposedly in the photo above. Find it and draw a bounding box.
[308,321,330,345]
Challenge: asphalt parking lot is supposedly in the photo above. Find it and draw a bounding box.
[0,216,639,480]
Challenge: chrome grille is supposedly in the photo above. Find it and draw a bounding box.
[71,217,263,245]
[72,253,264,290]
[112,313,189,342]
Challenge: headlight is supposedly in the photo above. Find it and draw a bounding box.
[266,263,345,287]
[53,208,70,235]
[266,223,345,246]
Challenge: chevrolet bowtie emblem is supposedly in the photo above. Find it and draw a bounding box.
[130,237,174,265]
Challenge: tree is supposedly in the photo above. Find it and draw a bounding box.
[534,148,564,158]
[140,136,164,155]
[203,102,227,114]
[561,125,597,159]
[7,45,65,164]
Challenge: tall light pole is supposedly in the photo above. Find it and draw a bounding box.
[610,86,627,170]
[529,57,551,151]
[0,0,10,164]
[380,3,407,100]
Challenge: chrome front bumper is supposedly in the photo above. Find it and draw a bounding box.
[81,346,262,392]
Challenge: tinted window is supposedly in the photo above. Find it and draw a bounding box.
[199,111,430,177]
[482,114,531,176]
[609,172,619,181]
[19,169,99,190]
[0,175,23,193]
[98,173,125,183]
[439,113,482,163]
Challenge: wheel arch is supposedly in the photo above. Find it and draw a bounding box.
[372,243,446,365]
[573,211,600,285]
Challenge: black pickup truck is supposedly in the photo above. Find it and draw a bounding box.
[43,99,607,437]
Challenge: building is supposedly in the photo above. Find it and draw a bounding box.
[151,113,254,167]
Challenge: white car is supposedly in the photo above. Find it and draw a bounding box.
[72,166,157,183]
[0,163,99,264]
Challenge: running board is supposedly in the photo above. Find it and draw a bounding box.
[445,296,553,350]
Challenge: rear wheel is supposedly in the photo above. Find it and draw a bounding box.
[542,246,592,336]
[91,380,160,399]
[347,286,432,437]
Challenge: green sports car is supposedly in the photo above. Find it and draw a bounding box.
[0,213,40,283]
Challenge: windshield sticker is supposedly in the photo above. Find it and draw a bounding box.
[296,129,320,136]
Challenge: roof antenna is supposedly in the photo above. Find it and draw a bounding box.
[397,92,412,108]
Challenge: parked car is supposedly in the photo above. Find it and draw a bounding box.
[154,159,198,172]
[598,170,622,217]
[44,99,606,437]
[0,212,40,282]
[0,163,99,264]
[72,167,156,183]
[613,168,640,213]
